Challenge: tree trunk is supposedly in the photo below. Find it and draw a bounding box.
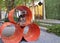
[24,0,27,6]
[7,0,15,12]
[5,0,15,18]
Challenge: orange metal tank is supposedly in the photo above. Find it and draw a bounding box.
[23,23,40,42]
[8,6,32,26]
[0,22,23,43]
[0,27,1,38]
[8,9,16,23]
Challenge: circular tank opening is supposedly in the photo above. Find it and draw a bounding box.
[2,25,15,37]
[23,26,29,34]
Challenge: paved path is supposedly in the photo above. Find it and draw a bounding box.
[37,19,60,24]
[0,24,60,43]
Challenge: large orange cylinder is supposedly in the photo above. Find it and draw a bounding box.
[8,6,32,26]
[0,22,23,43]
[23,23,40,42]
[0,27,1,38]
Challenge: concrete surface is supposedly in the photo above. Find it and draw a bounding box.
[37,19,60,24]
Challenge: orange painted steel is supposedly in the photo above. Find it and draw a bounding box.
[8,9,16,23]
[2,6,40,43]
[0,22,23,43]
[8,6,32,26]
[23,23,40,42]
[0,27,1,38]
[16,6,32,26]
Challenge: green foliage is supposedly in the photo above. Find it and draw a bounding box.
[0,0,6,10]
[14,0,34,6]
[3,16,18,22]
[45,0,60,20]
[14,16,18,22]
[14,0,23,6]
[47,25,60,36]
[0,0,39,10]
[2,18,9,22]
[34,20,41,25]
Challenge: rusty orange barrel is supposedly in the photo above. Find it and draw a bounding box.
[8,9,16,23]
[0,26,1,38]
[0,22,23,43]
[23,23,40,42]
[8,6,32,26]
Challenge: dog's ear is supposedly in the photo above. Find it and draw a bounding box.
[38,2,43,6]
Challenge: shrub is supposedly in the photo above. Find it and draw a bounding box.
[47,25,60,36]
[45,0,60,20]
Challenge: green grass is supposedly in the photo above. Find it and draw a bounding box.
[47,24,60,36]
